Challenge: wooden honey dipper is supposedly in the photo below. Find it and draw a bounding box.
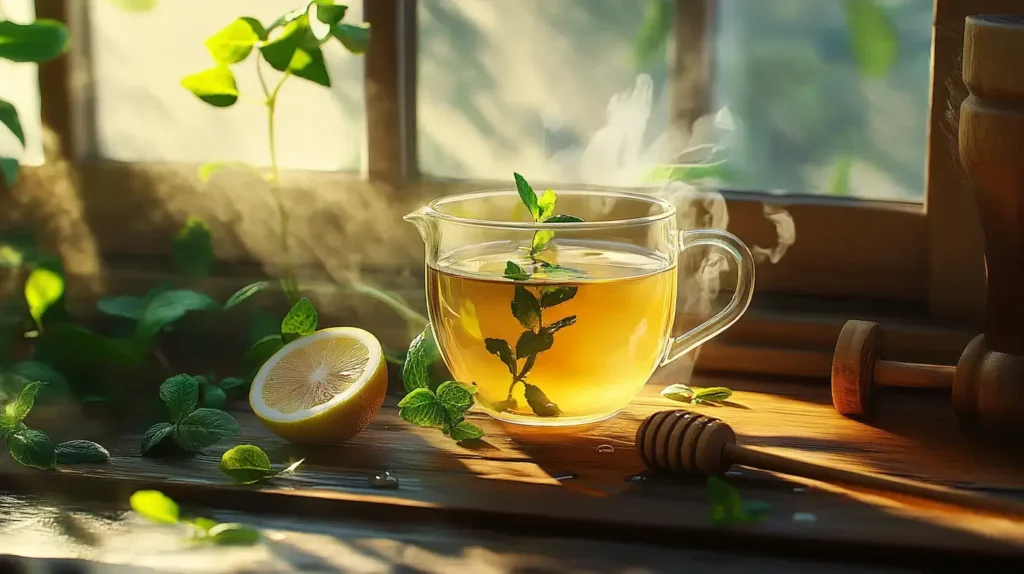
[635,409,1024,519]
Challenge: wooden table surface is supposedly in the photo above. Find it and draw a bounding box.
[2,366,1024,572]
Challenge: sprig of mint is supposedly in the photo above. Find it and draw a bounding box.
[0,382,110,469]
[219,444,304,485]
[399,326,483,442]
[513,172,584,256]
[707,476,770,526]
[130,490,260,546]
[140,374,241,456]
[661,384,734,405]
[243,296,319,379]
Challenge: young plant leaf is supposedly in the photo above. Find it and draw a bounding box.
[7,381,43,423]
[55,440,110,464]
[539,286,577,308]
[174,408,241,451]
[543,315,577,335]
[531,230,555,255]
[332,22,370,54]
[203,385,227,410]
[281,297,318,343]
[524,383,561,417]
[135,289,218,343]
[219,444,274,485]
[97,295,145,320]
[130,490,180,524]
[8,429,56,469]
[0,99,25,146]
[0,20,69,63]
[140,422,175,455]
[483,338,517,377]
[207,522,261,546]
[402,324,440,392]
[435,381,474,421]
[311,0,348,25]
[510,285,541,330]
[172,218,214,279]
[24,267,63,330]
[224,281,270,310]
[513,172,540,220]
[448,421,484,442]
[503,261,529,281]
[180,65,239,108]
[543,215,585,223]
[693,387,733,404]
[397,388,445,427]
[515,330,554,358]
[205,17,263,64]
[259,16,307,71]
[288,45,331,87]
[661,384,695,403]
[159,374,199,423]
[537,189,557,221]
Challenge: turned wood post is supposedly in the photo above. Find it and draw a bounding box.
[954,14,1024,436]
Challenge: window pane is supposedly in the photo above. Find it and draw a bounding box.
[714,0,933,201]
[0,0,44,166]
[87,0,366,171]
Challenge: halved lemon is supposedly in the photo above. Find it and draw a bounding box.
[249,327,388,445]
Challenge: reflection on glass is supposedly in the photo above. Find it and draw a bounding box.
[87,0,366,170]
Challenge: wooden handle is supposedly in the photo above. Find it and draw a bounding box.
[874,360,954,389]
[725,443,1024,519]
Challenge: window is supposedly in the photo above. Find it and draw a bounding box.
[0,0,44,167]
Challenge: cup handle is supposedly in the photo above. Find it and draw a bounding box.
[661,228,756,366]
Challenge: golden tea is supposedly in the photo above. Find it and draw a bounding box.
[427,241,677,425]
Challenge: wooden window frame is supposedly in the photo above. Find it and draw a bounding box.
[15,0,993,378]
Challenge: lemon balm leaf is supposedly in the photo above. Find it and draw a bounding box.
[510,285,541,330]
[8,429,56,469]
[24,268,63,331]
[55,440,110,464]
[448,421,484,442]
[224,281,270,310]
[174,408,240,451]
[402,324,440,392]
[159,374,199,423]
[436,381,474,420]
[281,297,318,343]
[220,444,274,484]
[484,338,517,377]
[140,422,175,455]
[524,384,561,417]
[9,381,43,423]
[130,490,180,524]
[503,261,529,281]
[537,189,557,221]
[513,172,540,220]
[398,388,445,427]
[539,286,577,308]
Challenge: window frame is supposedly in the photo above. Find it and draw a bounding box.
[18,0,990,378]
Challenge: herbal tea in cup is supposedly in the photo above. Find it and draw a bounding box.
[406,175,754,426]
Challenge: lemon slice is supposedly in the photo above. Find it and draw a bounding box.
[249,327,388,445]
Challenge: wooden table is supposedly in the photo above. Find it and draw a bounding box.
[2,367,1024,572]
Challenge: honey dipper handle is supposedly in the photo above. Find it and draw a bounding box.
[723,444,1024,519]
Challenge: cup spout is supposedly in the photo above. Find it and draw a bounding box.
[404,206,438,247]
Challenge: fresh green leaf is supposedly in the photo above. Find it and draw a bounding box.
[311,0,348,26]
[8,381,42,423]
[483,338,517,377]
[173,218,214,279]
[435,381,474,420]
[531,230,555,255]
[174,408,240,451]
[97,295,145,320]
[708,476,769,525]
[543,215,585,223]
[203,385,227,410]
[543,315,577,335]
[523,384,560,417]
[503,261,529,281]
[0,99,24,146]
[55,440,110,464]
[219,444,274,484]
[332,22,370,54]
[136,290,218,343]
[660,384,695,403]
[207,522,260,546]
[0,158,17,187]
[693,387,733,404]
[259,16,308,71]
[130,490,179,524]
[402,324,440,392]
[397,388,445,427]
[537,189,557,220]
[0,19,69,63]
[510,285,541,330]
[219,377,248,394]
[140,422,175,455]
[224,281,270,310]
[189,517,219,535]
[281,297,318,343]
[8,429,56,469]
[180,65,239,107]
[288,44,331,87]
[25,267,63,330]
[515,330,554,357]
[448,421,484,442]
[247,335,284,370]
[844,0,898,78]
[539,286,577,308]
[205,18,262,64]
[513,172,540,220]
[159,374,199,423]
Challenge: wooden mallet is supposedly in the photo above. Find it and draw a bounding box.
[635,409,1024,519]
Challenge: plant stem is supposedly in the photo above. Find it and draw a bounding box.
[506,305,543,400]
[256,57,297,304]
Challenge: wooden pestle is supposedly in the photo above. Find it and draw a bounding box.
[953,15,1024,435]
[636,410,1024,519]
